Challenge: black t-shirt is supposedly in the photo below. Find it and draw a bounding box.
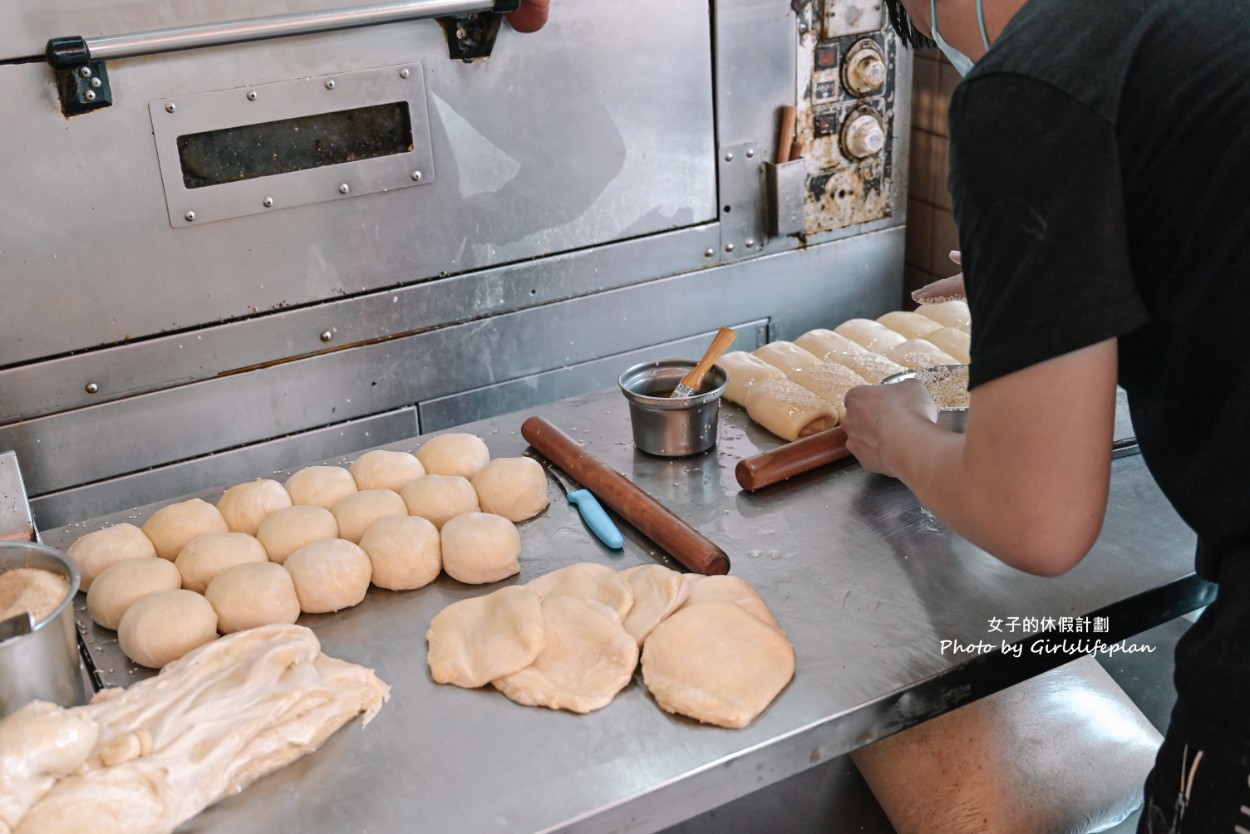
[947,0,1250,743]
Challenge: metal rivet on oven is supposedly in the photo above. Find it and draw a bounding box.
[84,90,96,101]
[90,77,102,89]
[320,331,334,343]
[325,79,336,90]
[338,183,350,195]
[184,211,196,222]
[263,197,274,208]
[165,103,176,113]
[456,28,467,39]
[725,243,735,252]
[745,238,756,247]
[411,171,422,182]
[78,66,91,78]
[85,382,99,394]
[400,68,411,78]
[704,248,715,258]
[724,152,734,162]
[247,90,259,101]
[746,149,755,158]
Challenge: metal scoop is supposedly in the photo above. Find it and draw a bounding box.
[0,611,33,643]
[670,327,736,398]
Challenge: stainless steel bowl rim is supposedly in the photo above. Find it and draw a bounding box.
[880,363,970,413]
[618,358,727,410]
[0,540,81,633]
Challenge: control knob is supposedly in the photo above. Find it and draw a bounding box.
[844,40,887,96]
[842,110,885,159]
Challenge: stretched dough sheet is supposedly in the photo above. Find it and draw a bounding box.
[886,339,960,370]
[746,379,839,441]
[877,310,944,341]
[788,363,867,419]
[915,299,971,333]
[720,351,786,406]
[834,319,907,354]
[925,327,970,364]
[753,341,824,377]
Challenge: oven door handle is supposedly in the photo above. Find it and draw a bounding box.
[46,0,519,67]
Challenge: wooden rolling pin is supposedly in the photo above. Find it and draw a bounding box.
[735,427,852,492]
[521,416,730,575]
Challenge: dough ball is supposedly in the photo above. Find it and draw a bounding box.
[400,475,480,529]
[174,532,269,594]
[641,601,795,729]
[426,585,545,688]
[440,513,522,585]
[117,589,218,669]
[492,597,639,714]
[216,479,292,536]
[526,562,634,620]
[471,457,550,523]
[141,499,228,561]
[284,465,358,510]
[283,539,372,614]
[619,564,690,643]
[349,449,426,492]
[331,489,408,544]
[415,433,490,479]
[255,505,339,565]
[86,557,182,630]
[204,562,300,634]
[358,515,441,591]
[66,523,157,591]
[678,574,780,628]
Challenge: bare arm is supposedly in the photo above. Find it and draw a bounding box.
[840,338,1119,575]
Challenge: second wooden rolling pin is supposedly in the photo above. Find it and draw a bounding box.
[521,416,730,575]
[735,427,852,492]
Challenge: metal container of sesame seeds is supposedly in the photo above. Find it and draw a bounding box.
[882,364,969,433]
[618,359,727,456]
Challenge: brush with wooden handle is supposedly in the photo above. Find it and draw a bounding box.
[670,327,737,399]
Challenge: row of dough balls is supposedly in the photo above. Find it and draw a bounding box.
[719,299,971,441]
[66,436,553,669]
[426,562,795,729]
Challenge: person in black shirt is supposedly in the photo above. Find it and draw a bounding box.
[841,1,1250,830]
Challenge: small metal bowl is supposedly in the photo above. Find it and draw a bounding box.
[618,359,727,457]
[881,364,969,433]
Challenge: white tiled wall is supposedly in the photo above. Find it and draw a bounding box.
[904,48,961,301]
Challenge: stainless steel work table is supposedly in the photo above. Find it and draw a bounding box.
[43,388,1214,834]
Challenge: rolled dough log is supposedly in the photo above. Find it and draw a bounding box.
[426,585,545,688]
[86,557,182,631]
[746,379,839,441]
[416,433,491,479]
[877,310,944,340]
[788,363,868,420]
[174,532,269,594]
[678,574,780,628]
[753,341,825,377]
[284,465,358,510]
[283,539,373,614]
[471,457,550,522]
[204,562,300,634]
[914,298,971,333]
[331,489,408,544]
[834,318,908,354]
[796,329,907,383]
[141,499,228,561]
[358,515,442,591]
[641,601,795,729]
[526,562,633,620]
[349,449,426,492]
[885,339,961,370]
[400,475,480,530]
[216,480,292,536]
[66,524,157,591]
[924,326,971,364]
[720,351,787,407]
[492,597,639,714]
[619,564,689,643]
[117,589,218,669]
[255,505,339,565]
[440,512,522,585]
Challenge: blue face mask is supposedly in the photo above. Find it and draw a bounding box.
[930,0,991,76]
